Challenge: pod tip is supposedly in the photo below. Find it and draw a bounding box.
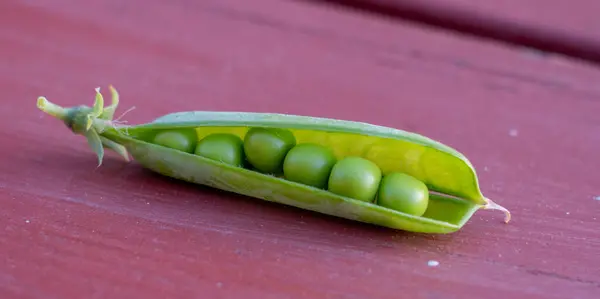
[483,197,511,223]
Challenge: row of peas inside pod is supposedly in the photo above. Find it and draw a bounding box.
[151,127,430,217]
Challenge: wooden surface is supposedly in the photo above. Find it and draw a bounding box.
[314,0,600,64]
[2,0,599,298]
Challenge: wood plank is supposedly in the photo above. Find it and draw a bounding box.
[1,0,599,298]
[311,0,600,64]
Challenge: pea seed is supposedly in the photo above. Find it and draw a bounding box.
[153,129,197,153]
[195,133,244,167]
[328,156,382,202]
[243,127,296,174]
[283,143,337,189]
[377,172,429,216]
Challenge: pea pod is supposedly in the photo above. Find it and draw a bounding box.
[36,86,510,234]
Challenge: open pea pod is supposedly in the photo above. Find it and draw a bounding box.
[36,86,510,234]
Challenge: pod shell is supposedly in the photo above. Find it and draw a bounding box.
[99,110,486,233]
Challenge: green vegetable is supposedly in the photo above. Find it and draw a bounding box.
[327,157,382,202]
[243,127,296,174]
[35,85,511,234]
[153,129,197,153]
[377,172,429,216]
[195,133,244,167]
[283,143,336,189]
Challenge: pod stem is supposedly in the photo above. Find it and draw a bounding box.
[483,197,511,223]
[36,85,131,166]
[37,96,68,121]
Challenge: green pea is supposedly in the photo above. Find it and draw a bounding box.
[327,156,382,202]
[195,133,244,167]
[377,172,429,216]
[283,143,337,189]
[153,129,197,153]
[243,127,296,174]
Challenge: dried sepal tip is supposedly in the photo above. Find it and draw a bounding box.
[100,85,120,121]
[92,87,104,118]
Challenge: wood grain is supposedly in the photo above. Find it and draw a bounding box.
[1,0,599,298]
[311,0,600,64]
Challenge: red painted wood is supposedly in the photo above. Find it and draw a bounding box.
[312,0,600,64]
[1,0,599,298]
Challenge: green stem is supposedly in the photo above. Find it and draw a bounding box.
[37,97,68,121]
